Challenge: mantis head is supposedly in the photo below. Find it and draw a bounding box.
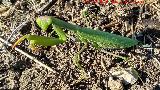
[36,16,53,32]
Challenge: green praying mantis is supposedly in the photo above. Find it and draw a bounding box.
[12,16,139,77]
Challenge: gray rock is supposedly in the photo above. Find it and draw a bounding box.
[110,67,138,84]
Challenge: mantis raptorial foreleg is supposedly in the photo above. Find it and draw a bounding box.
[12,25,67,50]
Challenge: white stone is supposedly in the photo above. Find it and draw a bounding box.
[110,67,138,84]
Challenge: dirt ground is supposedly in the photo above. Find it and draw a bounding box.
[0,0,160,90]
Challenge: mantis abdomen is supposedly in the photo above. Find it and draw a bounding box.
[77,27,138,48]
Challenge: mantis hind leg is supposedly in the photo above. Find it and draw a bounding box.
[72,32,88,80]
[72,43,88,80]
[72,42,87,69]
[73,31,88,69]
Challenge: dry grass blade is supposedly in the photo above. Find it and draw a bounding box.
[152,57,160,70]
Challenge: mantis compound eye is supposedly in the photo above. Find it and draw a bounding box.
[36,16,53,32]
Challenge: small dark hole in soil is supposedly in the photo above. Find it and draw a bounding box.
[10,0,17,4]
[67,15,72,20]
[103,27,112,32]
[42,46,51,51]
[145,29,160,38]
[89,69,97,77]
[0,68,7,74]
[123,84,132,90]
[88,4,100,14]
[48,10,56,16]
[112,30,121,35]
[78,2,84,9]
[98,17,110,25]
[114,57,124,63]
[137,70,148,84]
[20,22,32,35]
[143,13,151,19]
[154,85,160,90]
[12,59,31,71]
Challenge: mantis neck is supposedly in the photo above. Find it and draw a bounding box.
[52,17,80,32]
